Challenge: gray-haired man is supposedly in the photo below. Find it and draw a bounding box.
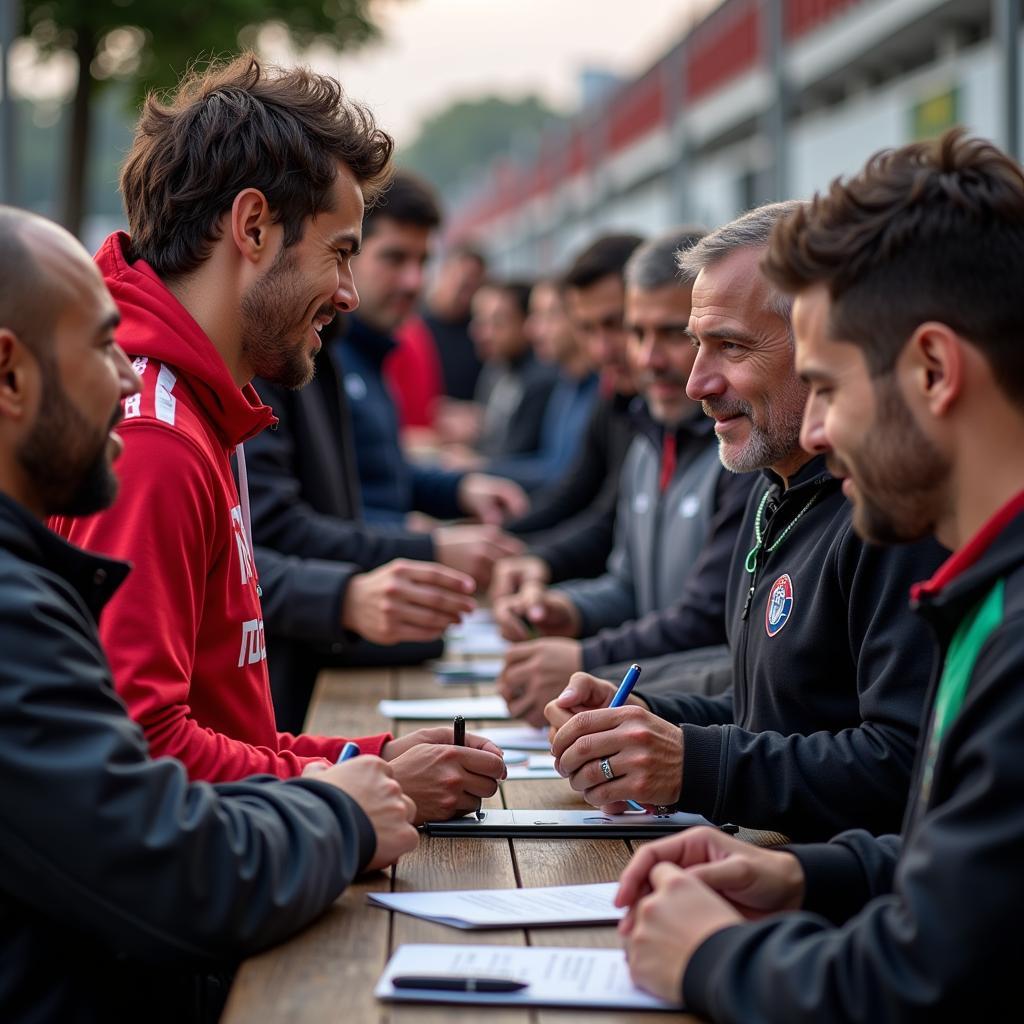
[545,202,946,842]
[497,227,757,725]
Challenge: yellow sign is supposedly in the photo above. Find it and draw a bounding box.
[911,87,960,140]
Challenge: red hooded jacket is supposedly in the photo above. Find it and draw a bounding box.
[52,233,390,780]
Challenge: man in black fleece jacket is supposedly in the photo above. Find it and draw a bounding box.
[0,207,418,1024]
[615,129,1024,1023]
[547,201,944,842]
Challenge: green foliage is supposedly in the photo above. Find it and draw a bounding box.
[400,94,564,192]
[22,0,381,95]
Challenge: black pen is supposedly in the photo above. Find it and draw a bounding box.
[392,975,528,993]
[453,714,465,747]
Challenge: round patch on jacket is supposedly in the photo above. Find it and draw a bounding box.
[765,574,794,637]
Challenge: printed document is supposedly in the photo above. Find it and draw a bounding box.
[368,881,622,929]
[375,944,680,1010]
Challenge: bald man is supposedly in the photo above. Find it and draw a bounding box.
[0,206,417,1024]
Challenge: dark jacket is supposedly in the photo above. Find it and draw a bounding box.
[338,316,465,523]
[682,499,1024,1022]
[422,307,481,401]
[557,404,754,636]
[642,456,945,840]
[580,416,755,670]
[0,493,375,1024]
[510,390,636,582]
[247,349,443,733]
[483,370,599,492]
[474,349,558,459]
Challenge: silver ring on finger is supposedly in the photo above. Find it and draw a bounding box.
[599,756,615,781]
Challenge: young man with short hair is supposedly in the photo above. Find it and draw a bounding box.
[616,129,1024,1020]
[53,56,505,822]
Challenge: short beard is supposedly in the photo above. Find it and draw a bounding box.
[17,367,120,517]
[833,379,949,545]
[703,371,808,474]
[239,246,320,391]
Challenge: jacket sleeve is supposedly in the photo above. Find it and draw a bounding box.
[679,535,939,839]
[244,387,435,568]
[255,544,354,642]
[553,482,638,635]
[0,567,375,965]
[408,464,465,521]
[507,397,610,535]
[641,689,735,727]
[69,424,378,780]
[580,468,754,670]
[527,483,618,582]
[681,623,1024,1022]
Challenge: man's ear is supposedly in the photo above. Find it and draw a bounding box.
[228,189,275,265]
[0,329,36,424]
[903,321,963,418]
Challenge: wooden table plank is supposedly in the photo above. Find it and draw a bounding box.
[225,664,696,1022]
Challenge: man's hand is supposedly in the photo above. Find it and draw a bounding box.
[458,473,530,525]
[622,863,743,1004]
[550,704,683,812]
[616,826,806,920]
[543,671,647,736]
[494,584,581,640]
[490,554,550,601]
[340,560,475,645]
[433,524,524,590]
[313,756,418,871]
[382,726,507,823]
[497,638,584,727]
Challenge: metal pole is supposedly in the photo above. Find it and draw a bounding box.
[764,0,788,202]
[0,0,19,205]
[995,0,1021,161]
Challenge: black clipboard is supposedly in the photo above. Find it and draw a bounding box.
[422,808,710,838]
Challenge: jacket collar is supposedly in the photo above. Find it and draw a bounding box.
[629,397,715,449]
[338,313,397,366]
[0,492,129,619]
[911,492,1024,631]
[96,233,276,448]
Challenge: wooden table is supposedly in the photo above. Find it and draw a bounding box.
[222,664,702,1022]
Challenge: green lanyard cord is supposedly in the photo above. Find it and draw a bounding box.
[744,488,822,573]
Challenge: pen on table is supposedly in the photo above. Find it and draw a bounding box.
[392,976,528,993]
[453,715,466,746]
[608,664,645,812]
[336,741,360,764]
[516,614,540,640]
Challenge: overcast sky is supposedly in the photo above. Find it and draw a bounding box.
[271,0,718,146]
[9,0,718,145]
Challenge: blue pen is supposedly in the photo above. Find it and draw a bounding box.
[609,663,642,708]
[608,664,645,812]
[336,741,360,764]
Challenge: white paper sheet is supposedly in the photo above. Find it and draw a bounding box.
[475,725,550,751]
[375,943,679,1010]
[445,633,509,656]
[432,659,505,683]
[368,882,623,929]
[504,754,558,779]
[377,695,510,720]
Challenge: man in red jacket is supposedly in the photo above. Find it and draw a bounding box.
[53,53,504,820]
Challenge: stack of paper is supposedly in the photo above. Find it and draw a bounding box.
[377,695,510,720]
[368,881,622,929]
[445,611,509,657]
[375,944,680,1011]
[504,753,558,780]
[475,725,550,751]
